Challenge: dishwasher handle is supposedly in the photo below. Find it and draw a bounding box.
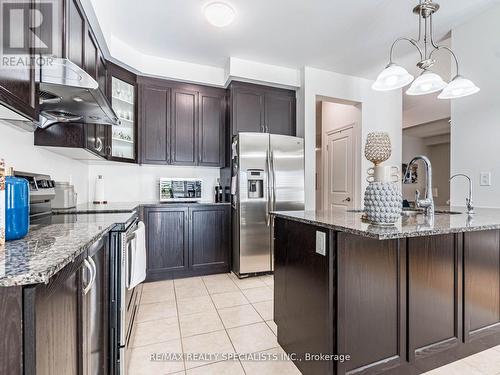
[83,258,94,295]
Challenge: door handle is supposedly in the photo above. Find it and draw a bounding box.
[265,150,271,227]
[270,151,276,210]
[343,197,351,203]
[83,258,93,295]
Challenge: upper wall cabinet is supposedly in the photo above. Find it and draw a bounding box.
[199,89,226,167]
[66,0,86,68]
[0,0,38,121]
[138,77,226,167]
[170,87,199,165]
[229,81,296,137]
[108,62,137,162]
[139,83,170,164]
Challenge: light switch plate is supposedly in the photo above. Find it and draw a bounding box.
[480,172,491,186]
[316,231,326,256]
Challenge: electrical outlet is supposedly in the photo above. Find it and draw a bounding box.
[316,231,326,256]
[480,172,492,186]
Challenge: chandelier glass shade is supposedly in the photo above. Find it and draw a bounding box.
[372,0,479,99]
[372,64,414,91]
[406,71,446,95]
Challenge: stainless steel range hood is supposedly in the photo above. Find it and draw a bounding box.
[39,58,120,128]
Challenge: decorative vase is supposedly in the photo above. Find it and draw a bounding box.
[364,182,402,225]
[364,132,392,166]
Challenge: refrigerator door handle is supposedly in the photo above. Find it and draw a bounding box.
[270,151,277,211]
[265,149,271,227]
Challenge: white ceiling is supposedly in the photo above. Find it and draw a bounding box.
[99,0,498,79]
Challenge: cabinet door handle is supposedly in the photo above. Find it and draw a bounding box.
[95,137,103,152]
[83,259,93,295]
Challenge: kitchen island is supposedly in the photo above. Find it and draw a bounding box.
[272,208,500,375]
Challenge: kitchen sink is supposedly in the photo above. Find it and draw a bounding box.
[402,209,462,216]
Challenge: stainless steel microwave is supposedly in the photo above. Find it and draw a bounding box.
[159,178,202,202]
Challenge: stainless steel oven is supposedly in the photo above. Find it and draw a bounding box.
[109,215,141,375]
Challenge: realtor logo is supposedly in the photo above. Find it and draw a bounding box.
[1,0,53,55]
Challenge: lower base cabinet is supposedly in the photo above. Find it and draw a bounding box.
[144,204,230,281]
[21,236,109,375]
[274,217,500,375]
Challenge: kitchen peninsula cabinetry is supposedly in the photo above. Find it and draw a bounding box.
[0,237,110,375]
[229,81,296,136]
[273,212,500,375]
[139,77,226,167]
[144,204,230,281]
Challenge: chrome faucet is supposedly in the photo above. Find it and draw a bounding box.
[449,174,474,214]
[404,155,434,216]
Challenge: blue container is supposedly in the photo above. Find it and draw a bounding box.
[5,176,30,241]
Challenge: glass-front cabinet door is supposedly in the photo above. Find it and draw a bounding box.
[111,77,136,160]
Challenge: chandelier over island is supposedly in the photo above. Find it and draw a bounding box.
[372,0,479,99]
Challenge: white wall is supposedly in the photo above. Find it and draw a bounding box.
[300,67,402,210]
[451,4,500,208]
[87,162,221,203]
[0,122,90,202]
[0,122,222,204]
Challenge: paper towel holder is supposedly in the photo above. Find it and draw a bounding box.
[93,175,108,204]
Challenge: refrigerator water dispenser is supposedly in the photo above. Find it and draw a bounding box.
[247,170,264,199]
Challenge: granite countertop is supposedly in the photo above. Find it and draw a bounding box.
[272,207,500,240]
[1,200,231,287]
[0,212,135,287]
[54,200,231,214]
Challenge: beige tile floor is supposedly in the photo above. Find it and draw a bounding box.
[129,273,500,375]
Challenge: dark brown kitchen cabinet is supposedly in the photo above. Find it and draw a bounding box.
[139,83,170,164]
[229,81,296,136]
[463,230,500,342]
[0,0,38,121]
[97,52,108,97]
[231,85,265,133]
[170,88,198,165]
[107,62,138,162]
[190,205,230,273]
[66,0,86,68]
[145,206,190,281]
[84,30,98,81]
[265,93,296,135]
[19,236,109,375]
[199,90,226,166]
[23,251,88,375]
[138,78,226,167]
[144,204,230,281]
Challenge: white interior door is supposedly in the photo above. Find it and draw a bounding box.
[326,126,354,210]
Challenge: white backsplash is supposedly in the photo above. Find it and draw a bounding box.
[87,161,221,203]
[0,121,90,203]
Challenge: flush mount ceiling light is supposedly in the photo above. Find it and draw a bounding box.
[372,0,479,99]
[203,2,236,27]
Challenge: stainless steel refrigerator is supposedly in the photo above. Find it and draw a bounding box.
[231,133,305,277]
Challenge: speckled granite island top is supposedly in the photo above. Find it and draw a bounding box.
[0,212,135,287]
[272,207,500,240]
